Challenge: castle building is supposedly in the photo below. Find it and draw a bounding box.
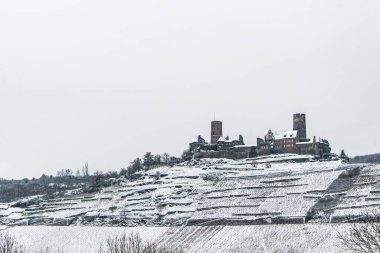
[189,120,253,159]
[189,113,331,159]
[217,135,245,150]
[256,114,330,156]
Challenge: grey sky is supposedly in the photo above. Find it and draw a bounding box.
[1,0,380,179]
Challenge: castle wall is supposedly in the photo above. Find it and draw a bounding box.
[297,143,317,155]
[274,138,298,153]
[194,150,249,160]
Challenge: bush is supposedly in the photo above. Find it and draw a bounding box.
[0,234,25,253]
[338,213,380,253]
[98,233,183,253]
[33,248,63,253]
[1,232,179,253]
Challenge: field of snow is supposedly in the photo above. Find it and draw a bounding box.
[161,224,349,253]
[1,226,168,253]
[1,224,350,253]
[0,155,375,227]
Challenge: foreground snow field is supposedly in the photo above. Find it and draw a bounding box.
[1,224,349,253]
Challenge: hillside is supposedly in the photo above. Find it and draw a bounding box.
[1,154,376,227]
[351,153,380,164]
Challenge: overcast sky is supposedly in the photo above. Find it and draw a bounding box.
[1,0,380,179]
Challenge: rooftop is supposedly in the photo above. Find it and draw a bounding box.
[275,130,298,140]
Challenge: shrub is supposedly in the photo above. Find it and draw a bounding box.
[338,213,380,253]
[1,232,180,253]
[0,234,25,253]
[98,233,183,253]
[33,248,63,253]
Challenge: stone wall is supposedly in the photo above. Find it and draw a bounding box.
[194,150,249,159]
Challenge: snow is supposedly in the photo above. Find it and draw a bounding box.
[234,145,256,148]
[247,153,314,163]
[0,204,8,209]
[0,156,378,252]
[0,155,370,227]
[1,226,168,253]
[0,224,352,253]
[296,136,325,145]
[275,130,298,140]
[176,224,349,253]
[217,136,226,142]
[0,207,24,217]
[330,164,380,221]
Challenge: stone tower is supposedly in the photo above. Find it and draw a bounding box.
[211,121,223,144]
[293,113,307,139]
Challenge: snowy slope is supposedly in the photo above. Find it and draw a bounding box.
[1,224,350,253]
[0,155,372,226]
[1,226,168,253]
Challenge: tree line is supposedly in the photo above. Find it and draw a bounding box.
[0,152,186,203]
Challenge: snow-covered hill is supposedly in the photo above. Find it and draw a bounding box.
[0,154,376,227]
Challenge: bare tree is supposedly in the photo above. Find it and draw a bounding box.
[161,153,171,164]
[338,213,380,253]
[98,233,183,253]
[82,162,89,177]
[33,248,64,253]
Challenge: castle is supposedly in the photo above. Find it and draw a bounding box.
[189,113,331,159]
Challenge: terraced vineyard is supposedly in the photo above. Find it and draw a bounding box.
[2,155,380,252]
[1,154,376,227]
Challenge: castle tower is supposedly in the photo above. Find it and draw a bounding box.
[293,113,307,139]
[211,121,223,144]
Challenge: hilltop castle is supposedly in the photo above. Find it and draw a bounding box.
[189,113,331,159]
